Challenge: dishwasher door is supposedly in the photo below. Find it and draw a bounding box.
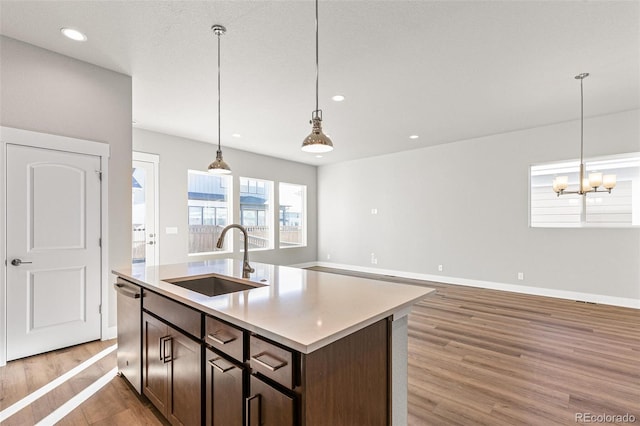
[114,278,142,394]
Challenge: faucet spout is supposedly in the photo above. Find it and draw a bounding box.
[216,224,255,278]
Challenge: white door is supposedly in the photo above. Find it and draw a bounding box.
[6,144,102,361]
[132,153,159,265]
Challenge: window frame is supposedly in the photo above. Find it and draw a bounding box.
[187,169,233,256]
[278,182,308,249]
[529,152,640,229]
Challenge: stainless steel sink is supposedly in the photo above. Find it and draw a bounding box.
[164,275,261,297]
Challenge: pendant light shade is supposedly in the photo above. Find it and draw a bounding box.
[302,111,333,153]
[301,0,334,153]
[208,24,232,174]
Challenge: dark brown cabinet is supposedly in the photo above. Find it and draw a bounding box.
[247,375,295,426]
[117,278,390,426]
[205,349,245,426]
[142,312,202,426]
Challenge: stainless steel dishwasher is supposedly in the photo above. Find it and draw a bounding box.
[114,278,142,394]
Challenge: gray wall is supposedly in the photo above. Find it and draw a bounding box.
[134,128,317,266]
[0,36,132,329]
[318,109,640,301]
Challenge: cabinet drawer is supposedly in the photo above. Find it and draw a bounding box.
[143,290,202,339]
[249,335,295,389]
[205,316,244,362]
[247,375,295,426]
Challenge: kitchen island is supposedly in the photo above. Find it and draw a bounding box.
[113,259,434,426]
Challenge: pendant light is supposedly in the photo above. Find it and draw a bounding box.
[552,73,616,196]
[301,0,334,153]
[208,24,232,174]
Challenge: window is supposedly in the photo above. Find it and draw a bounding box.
[279,182,307,248]
[240,177,273,250]
[530,153,640,228]
[188,170,232,254]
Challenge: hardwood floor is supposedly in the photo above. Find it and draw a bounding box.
[0,339,166,425]
[310,267,640,426]
[1,268,638,425]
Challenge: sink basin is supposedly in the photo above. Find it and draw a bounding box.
[165,275,259,297]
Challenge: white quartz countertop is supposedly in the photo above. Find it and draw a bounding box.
[112,259,434,354]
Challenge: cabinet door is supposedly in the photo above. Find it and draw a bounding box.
[247,375,295,426]
[142,312,169,416]
[205,349,244,426]
[167,324,202,426]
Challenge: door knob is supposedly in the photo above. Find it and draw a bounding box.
[11,259,32,266]
[147,241,155,245]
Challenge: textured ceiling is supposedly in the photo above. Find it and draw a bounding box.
[1,1,638,165]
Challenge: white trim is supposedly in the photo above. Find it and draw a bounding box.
[0,126,111,367]
[0,138,5,367]
[298,261,640,310]
[288,261,319,269]
[133,151,160,265]
[99,153,111,346]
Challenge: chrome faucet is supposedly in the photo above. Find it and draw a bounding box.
[216,224,255,278]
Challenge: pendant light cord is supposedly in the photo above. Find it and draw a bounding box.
[315,0,319,114]
[217,33,222,152]
[579,76,584,165]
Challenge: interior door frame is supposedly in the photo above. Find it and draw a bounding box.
[133,151,160,265]
[0,126,110,367]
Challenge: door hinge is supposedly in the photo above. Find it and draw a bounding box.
[99,237,102,247]
[95,170,103,181]
[99,304,102,314]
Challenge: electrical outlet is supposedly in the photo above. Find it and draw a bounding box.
[327,253,331,260]
[371,253,378,264]
[438,264,443,272]
[371,208,378,215]
[517,272,524,280]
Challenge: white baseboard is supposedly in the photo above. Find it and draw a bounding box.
[296,261,640,310]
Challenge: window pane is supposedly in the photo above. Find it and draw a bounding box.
[240,177,273,250]
[279,182,306,247]
[188,170,232,253]
[189,206,203,225]
[530,154,640,228]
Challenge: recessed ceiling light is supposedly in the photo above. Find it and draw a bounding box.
[60,28,87,42]
[232,133,241,138]
[409,135,419,139]
[315,155,323,158]
[331,95,345,102]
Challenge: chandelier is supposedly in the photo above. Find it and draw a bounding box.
[552,73,616,196]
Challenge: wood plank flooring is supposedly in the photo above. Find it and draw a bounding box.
[310,267,639,426]
[1,267,638,425]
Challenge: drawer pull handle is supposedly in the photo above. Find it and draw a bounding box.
[246,394,261,426]
[208,357,235,373]
[207,332,236,345]
[251,352,287,372]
